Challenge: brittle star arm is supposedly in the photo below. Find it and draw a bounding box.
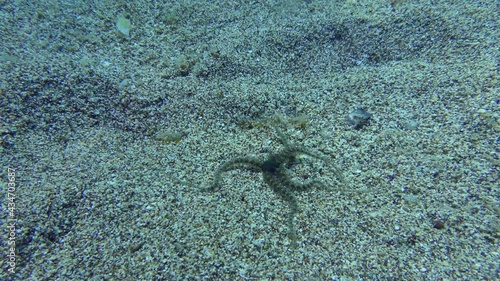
[204,157,263,192]
[262,171,300,245]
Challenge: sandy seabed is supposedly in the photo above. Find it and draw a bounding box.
[1,0,498,280]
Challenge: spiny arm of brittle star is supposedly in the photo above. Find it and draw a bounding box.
[274,128,290,147]
[266,177,300,247]
[205,157,263,191]
[217,157,263,173]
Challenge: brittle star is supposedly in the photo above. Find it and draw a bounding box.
[201,131,345,247]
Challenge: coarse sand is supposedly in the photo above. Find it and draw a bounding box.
[1,0,498,280]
